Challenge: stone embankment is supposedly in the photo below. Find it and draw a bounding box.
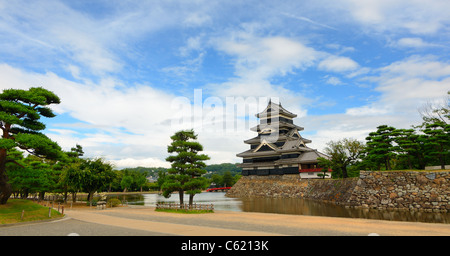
[226,170,450,213]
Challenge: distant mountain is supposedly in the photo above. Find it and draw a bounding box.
[203,163,242,178]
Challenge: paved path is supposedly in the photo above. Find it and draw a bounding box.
[1,206,449,236]
[64,206,450,236]
[0,217,168,236]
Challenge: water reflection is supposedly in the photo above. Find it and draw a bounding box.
[106,192,450,224]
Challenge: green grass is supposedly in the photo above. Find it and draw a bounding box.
[0,199,63,225]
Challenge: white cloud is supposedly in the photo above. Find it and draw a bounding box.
[325,76,344,86]
[210,33,320,116]
[345,55,450,121]
[184,12,212,27]
[318,56,359,73]
[379,55,450,79]
[215,34,319,80]
[0,64,180,166]
[392,37,443,48]
[342,0,450,35]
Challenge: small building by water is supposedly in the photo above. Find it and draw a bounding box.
[237,100,330,178]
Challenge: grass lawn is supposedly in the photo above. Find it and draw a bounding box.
[0,199,64,225]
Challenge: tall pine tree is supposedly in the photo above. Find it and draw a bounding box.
[365,125,396,170]
[0,87,62,204]
[163,129,210,207]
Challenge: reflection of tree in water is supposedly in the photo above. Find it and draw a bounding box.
[239,197,450,224]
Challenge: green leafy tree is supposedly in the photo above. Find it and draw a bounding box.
[210,173,223,187]
[58,145,85,202]
[59,145,86,202]
[82,158,116,202]
[156,170,167,191]
[0,87,62,204]
[222,171,234,187]
[120,175,133,192]
[66,158,115,202]
[133,172,148,192]
[323,138,365,178]
[317,157,331,179]
[163,129,210,207]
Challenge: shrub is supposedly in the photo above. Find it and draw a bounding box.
[86,198,98,206]
[108,198,121,207]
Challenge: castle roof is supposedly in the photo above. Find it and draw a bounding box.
[256,100,297,119]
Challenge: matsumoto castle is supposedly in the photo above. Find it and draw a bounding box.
[237,100,331,179]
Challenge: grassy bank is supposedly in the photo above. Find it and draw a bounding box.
[0,199,64,225]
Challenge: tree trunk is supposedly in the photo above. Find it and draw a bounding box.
[179,190,184,208]
[22,188,29,199]
[63,190,68,203]
[87,191,94,203]
[39,191,46,201]
[0,174,11,204]
[189,194,194,206]
[385,158,391,170]
[0,149,11,204]
[342,166,348,178]
[440,154,446,170]
[72,192,77,203]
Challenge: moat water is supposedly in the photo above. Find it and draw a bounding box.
[107,192,450,224]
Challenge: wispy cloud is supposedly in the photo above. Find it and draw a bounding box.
[281,12,337,30]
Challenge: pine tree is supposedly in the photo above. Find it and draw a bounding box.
[365,125,396,170]
[163,129,210,208]
[0,87,62,204]
[423,121,450,169]
[391,128,425,169]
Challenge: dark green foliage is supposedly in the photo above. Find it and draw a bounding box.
[79,158,116,202]
[364,125,396,170]
[422,121,450,169]
[0,87,62,204]
[363,119,449,171]
[203,163,242,176]
[163,129,210,207]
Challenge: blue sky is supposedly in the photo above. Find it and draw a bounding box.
[1,0,449,168]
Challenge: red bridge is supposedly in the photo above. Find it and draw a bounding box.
[206,187,231,192]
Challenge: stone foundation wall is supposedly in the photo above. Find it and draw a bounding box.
[348,171,450,213]
[226,170,450,213]
[226,175,358,203]
[226,175,308,198]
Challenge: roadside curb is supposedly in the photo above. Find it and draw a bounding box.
[0,215,67,228]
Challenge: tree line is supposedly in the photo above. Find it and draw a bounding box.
[6,144,152,202]
[319,91,449,178]
[0,86,241,205]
